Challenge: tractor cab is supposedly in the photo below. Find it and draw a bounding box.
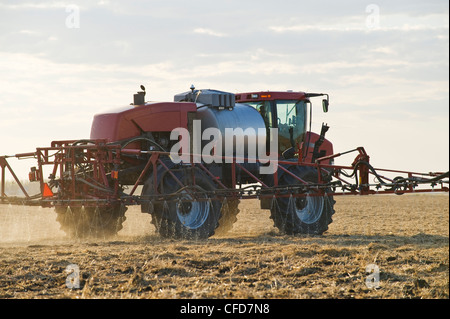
[236,91,330,159]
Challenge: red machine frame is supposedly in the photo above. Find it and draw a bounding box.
[1,140,448,209]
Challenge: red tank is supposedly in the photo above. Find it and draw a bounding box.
[90,102,197,142]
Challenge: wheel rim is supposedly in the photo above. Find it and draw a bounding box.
[176,191,210,230]
[295,194,324,224]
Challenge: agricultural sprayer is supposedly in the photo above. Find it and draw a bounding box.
[1,85,448,239]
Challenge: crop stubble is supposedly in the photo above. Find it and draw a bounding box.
[0,194,448,299]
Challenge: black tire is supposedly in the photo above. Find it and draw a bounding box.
[214,198,240,236]
[270,166,335,235]
[142,166,224,239]
[55,204,127,238]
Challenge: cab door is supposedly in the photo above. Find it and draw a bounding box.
[273,99,308,154]
[245,99,307,155]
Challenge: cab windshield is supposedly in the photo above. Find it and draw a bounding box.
[276,100,307,150]
[246,99,307,153]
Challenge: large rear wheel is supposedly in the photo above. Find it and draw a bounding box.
[214,198,240,236]
[142,166,221,239]
[270,166,335,235]
[141,165,239,239]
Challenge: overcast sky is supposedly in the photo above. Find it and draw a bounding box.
[0,0,448,178]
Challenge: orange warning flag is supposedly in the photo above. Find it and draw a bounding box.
[43,183,54,197]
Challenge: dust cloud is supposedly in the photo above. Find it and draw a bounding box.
[0,205,154,244]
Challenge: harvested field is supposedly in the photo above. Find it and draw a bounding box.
[0,194,448,299]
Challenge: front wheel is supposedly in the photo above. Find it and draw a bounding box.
[270,166,335,235]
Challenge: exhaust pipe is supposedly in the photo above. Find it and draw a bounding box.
[133,85,146,105]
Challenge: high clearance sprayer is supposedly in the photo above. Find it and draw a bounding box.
[1,85,448,239]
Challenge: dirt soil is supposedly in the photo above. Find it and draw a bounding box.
[0,194,448,299]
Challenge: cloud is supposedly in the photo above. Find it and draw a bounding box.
[269,24,448,33]
[193,28,228,37]
[269,11,448,33]
[0,2,68,10]
[17,30,41,36]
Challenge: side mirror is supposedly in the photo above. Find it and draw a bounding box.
[322,98,329,113]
